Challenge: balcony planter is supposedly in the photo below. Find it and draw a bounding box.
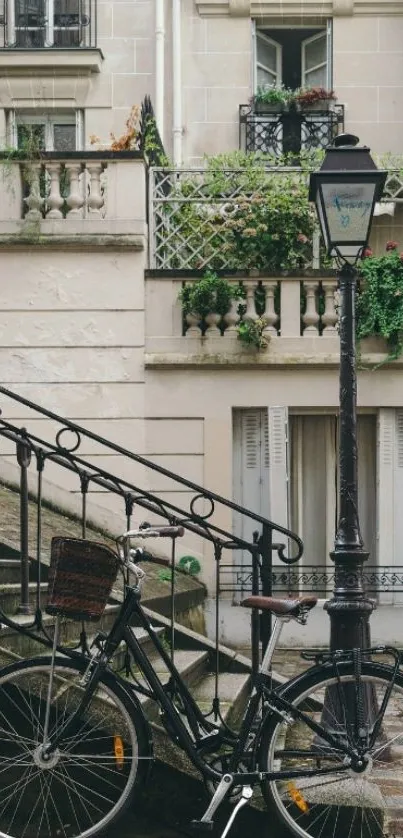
[254,101,288,115]
[298,100,334,112]
[295,88,337,113]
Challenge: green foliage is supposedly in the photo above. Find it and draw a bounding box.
[142,115,170,167]
[178,270,235,318]
[357,248,403,362]
[167,152,322,272]
[254,85,294,107]
[237,317,269,350]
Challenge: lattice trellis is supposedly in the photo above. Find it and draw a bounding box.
[149,165,403,271]
[149,166,319,270]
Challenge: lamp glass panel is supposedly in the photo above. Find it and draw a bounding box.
[320,181,376,245]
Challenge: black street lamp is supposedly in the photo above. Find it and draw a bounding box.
[309,134,387,652]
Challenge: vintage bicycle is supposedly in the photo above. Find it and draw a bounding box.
[0,523,401,838]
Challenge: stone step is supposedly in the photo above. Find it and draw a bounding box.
[127,648,210,721]
[192,671,251,727]
[0,582,48,615]
[0,559,23,584]
[0,602,121,659]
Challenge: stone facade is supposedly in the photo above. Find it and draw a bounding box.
[1,0,403,642]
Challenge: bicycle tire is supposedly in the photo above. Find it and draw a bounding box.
[0,655,151,838]
[259,659,403,838]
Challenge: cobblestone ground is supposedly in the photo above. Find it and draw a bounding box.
[105,650,308,838]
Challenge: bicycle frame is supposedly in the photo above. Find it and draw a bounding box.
[44,582,366,787]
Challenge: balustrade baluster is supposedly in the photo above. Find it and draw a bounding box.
[321,279,338,334]
[65,163,85,217]
[262,280,279,336]
[45,162,64,219]
[243,279,258,323]
[302,280,320,335]
[86,163,104,216]
[205,311,221,335]
[223,284,241,333]
[24,164,44,220]
[184,284,202,336]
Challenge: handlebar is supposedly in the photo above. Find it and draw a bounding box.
[119,525,184,540]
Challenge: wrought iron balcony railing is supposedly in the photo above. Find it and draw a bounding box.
[0,0,96,48]
[239,104,345,157]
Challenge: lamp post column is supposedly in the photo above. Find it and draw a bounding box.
[325,262,374,647]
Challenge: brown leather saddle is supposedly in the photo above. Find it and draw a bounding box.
[241,595,317,618]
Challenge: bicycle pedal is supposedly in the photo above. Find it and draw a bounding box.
[190,819,214,832]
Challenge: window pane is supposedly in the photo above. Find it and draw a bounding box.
[257,66,276,88]
[257,37,277,73]
[54,0,81,46]
[17,124,45,152]
[54,124,76,151]
[304,65,327,87]
[304,35,326,71]
[15,0,45,46]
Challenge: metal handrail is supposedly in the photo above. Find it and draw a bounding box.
[0,385,303,675]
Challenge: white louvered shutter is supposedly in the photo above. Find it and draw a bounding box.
[268,406,289,530]
[377,410,394,604]
[233,409,270,600]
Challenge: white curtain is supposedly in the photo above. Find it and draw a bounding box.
[290,414,377,571]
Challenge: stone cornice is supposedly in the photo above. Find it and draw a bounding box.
[196,0,403,15]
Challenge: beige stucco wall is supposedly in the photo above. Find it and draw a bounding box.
[182,2,251,164]
[1,2,403,162]
[333,15,403,154]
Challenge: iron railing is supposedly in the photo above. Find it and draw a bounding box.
[0,0,97,48]
[220,563,403,596]
[0,385,303,677]
[239,104,345,157]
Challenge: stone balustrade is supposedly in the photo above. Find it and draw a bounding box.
[145,273,347,366]
[0,151,147,246]
[180,276,338,339]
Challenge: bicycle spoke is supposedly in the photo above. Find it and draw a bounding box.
[0,660,142,838]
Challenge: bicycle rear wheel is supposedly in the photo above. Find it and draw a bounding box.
[0,655,149,838]
[260,660,403,838]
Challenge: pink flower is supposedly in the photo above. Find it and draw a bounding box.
[297,233,308,244]
[362,247,373,259]
[386,240,398,251]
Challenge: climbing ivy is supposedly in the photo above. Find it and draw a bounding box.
[357,243,403,362]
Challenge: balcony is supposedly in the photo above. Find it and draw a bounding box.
[239,104,345,157]
[0,0,101,71]
[145,272,394,369]
[0,150,146,247]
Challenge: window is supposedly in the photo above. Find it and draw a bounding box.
[254,24,332,93]
[4,0,94,48]
[256,32,281,89]
[9,111,83,151]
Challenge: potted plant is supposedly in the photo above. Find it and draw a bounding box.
[252,85,294,115]
[295,87,337,112]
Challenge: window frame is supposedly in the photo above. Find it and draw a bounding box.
[8,109,84,151]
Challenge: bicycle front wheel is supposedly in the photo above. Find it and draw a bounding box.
[0,655,149,838]
[260,660,403,838]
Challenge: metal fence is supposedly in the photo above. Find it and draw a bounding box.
[149,165,403,270]
[219,563,403,597]
[239,104,344,156]
[0,0,97,48]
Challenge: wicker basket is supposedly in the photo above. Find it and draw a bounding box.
[46,537,119,621]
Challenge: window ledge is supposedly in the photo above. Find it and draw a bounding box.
[0,48,103,74]
[196,0,403,14]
